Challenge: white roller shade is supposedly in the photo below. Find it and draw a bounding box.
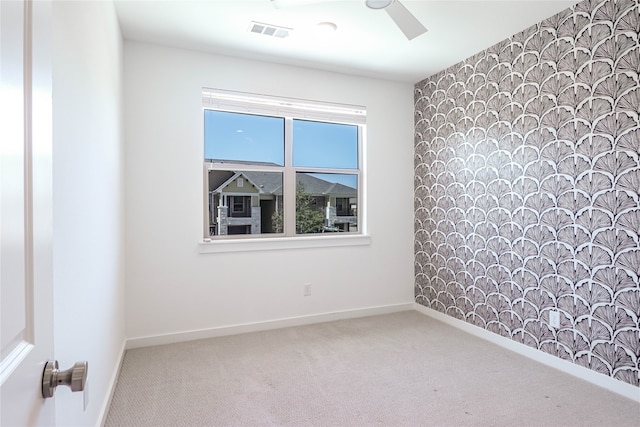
[202,88,366,125]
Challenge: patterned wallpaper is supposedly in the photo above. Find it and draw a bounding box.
[414,0,640,387]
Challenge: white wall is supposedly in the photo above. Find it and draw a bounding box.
[124,42,415,340]
[52,1,125,425]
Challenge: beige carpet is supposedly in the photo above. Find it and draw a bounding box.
[105,311,639,426]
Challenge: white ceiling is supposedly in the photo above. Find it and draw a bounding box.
[114,0,580,83]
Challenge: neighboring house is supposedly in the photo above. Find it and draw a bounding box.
[208,169,357,236]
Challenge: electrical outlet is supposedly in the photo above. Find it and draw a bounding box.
[549,310,560,328]
[303,283,311,296]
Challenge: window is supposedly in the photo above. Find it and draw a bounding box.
[203,89,365,240]
[230,196,250,217]
[335,197,357,221]
[228,225,251,235]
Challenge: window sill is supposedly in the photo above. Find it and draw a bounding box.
[199,234,371,253]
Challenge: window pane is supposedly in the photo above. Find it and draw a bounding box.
[208,170,284,236]
[293,120,358,169]
[295,172,358,234]
[204,110,284,166]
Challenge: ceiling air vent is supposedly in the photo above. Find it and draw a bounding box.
[248,21,291,38]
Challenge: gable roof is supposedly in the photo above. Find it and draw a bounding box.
[209,169,356,197]
[296,174,356,197]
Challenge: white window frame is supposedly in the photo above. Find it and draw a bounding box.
[200,88,370,253]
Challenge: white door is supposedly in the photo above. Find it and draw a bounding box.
[0,0,55,426]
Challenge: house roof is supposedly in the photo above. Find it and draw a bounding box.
[209,169,356,197]
[296,174,356,197]
[243,171,283,195]
[208,170,234,191]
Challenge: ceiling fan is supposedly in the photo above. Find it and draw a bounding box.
[270,0,428,40]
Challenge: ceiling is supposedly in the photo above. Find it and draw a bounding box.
[114,0,580,83]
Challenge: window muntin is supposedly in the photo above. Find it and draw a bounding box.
[203,89,364,240]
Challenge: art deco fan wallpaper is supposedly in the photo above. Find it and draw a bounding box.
[414,0,640,386]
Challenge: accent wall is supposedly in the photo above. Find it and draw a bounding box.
[414,0,640,387]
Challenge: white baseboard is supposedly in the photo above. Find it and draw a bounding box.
[126,303,415,350]
[413,303,640,403]
[98,340,127,427]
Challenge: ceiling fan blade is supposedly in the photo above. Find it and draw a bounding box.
[385,0,427,40]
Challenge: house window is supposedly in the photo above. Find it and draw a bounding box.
[231,197,243,213]
[336,198,350,216]
[203,89,365,239]
[230,196,250,217]
[228,225,251,235]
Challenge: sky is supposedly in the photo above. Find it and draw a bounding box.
[204,110,358,188]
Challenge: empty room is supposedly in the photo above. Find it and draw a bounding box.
[1,0,639,425]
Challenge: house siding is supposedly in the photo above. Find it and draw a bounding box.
[414,0,640,387]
